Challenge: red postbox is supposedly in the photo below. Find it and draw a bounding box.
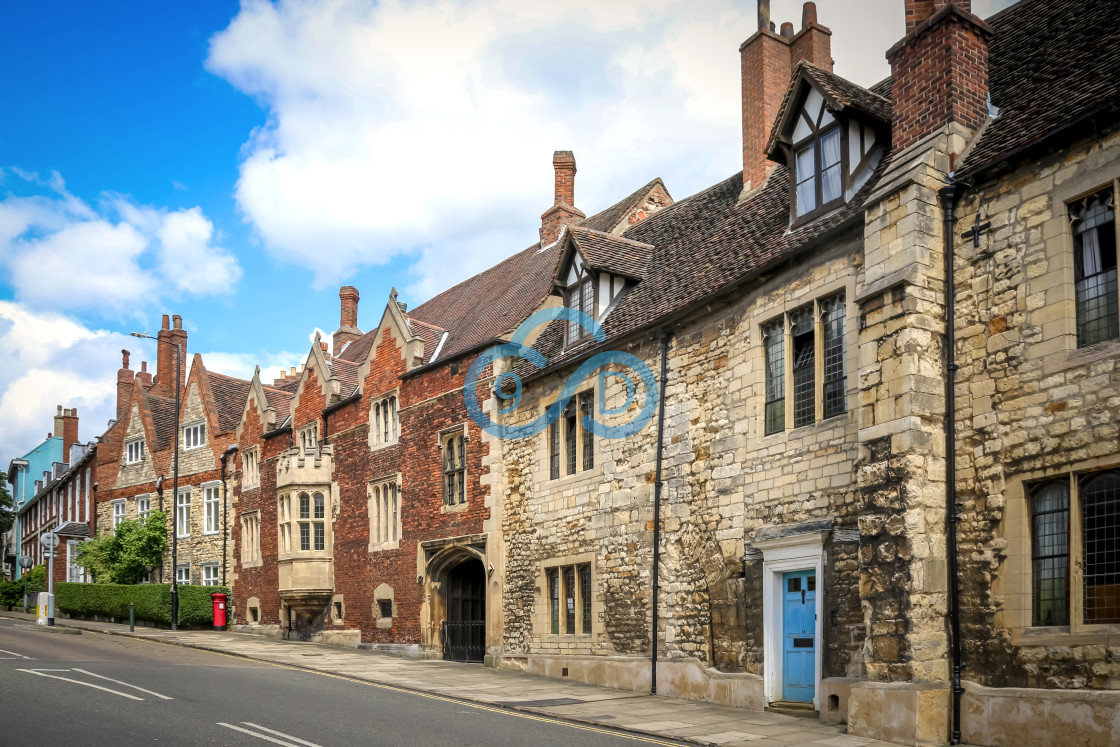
[210,591,228,631]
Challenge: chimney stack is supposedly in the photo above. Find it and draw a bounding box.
[153,314,188,395]
[54,405,79,456]
[136,360,152,390]
[887,0,990,153]
[117,349,135,421]
[332,286,363,354]
[540,151,586,246]
[740,1,833,193]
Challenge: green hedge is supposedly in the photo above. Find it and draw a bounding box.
[56,583,230,628]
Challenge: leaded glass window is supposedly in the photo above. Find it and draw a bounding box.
[822,294,847,419]
[564,399,577,476]
[791,86,844,219]
[1081,472,1120,624]
[566,257,595,345]
[1071,187,1118,347]
[549,421,560,480]
[1031,481,1070,626]
[763,321,785,435]
[579,390,594,471]
[791,306,815,428]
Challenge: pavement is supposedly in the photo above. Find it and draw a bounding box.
[0,610,905,747]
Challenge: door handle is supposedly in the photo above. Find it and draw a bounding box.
[801,589,806,605]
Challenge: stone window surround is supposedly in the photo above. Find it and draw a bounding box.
[297,423,319,455]
[246,595,261,624]
[751,273,857,441]
[536,382,602,487]
[136,493,151,520]
[111,498,126,530]
[201,480,221,535]
[331,593,345,626]
[751,527,828,711]
[998,454,1120,647]
[241,510,262,568]
[242,446,260,489]
[276,487,333,559]
[124,437,145,465]
[182,419,207,451]
[369,389,401,452]
[1026,177,1120,366]
[175,486,192,538]
[176,563,191,585]
[439,424,469,514]
[535,552,599,642]
[202,562,219,586]
[368,473,402,551]
[374,582,394,628]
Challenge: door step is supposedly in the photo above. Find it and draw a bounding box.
[767,701,819,719]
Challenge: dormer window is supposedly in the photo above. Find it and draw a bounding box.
[792,87,843,219]
[565,254,595,344]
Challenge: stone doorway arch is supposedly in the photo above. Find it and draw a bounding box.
[424,544,487,662]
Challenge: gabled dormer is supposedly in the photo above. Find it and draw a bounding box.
[554,226,654,345]
[766,62,891,225]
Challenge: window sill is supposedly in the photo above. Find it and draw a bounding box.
[440,502,469,514]
[176,534,191,539]
[762,410,850,440]
[183,445,206,452]
[1010,624,1120,647]
[369,541,400,553]
[203,531,219,536]
[540,633,594,641]
[369,440,399,453]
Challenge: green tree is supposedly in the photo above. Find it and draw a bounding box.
[1,563,46,610]
[0,471,14,537]
[76,511,168,584]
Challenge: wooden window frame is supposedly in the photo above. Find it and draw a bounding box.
[124,438,144,465]
[182,421,206,451]
[1069,183,1120,348]
[564,261,597,346]
[789,105,848,225]
[543,561,594,636]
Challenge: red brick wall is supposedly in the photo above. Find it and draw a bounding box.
[888,6,990,152]
[741,31,792,191]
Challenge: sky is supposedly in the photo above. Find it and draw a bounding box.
[0,0,1016,464]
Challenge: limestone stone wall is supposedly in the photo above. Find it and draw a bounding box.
[498,237,869,675]
[952,127,1120,689]
[116,403,156,488]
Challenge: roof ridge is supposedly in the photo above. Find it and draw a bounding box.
[570,225,656,249]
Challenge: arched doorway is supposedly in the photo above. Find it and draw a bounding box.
[441,558,486,662]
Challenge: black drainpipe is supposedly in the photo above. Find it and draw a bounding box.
[651,331,670,695]
[938,182,963,744]
[220,445,237,586]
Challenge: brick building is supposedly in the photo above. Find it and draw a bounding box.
[13,407,95,587]
[95,316,248,588]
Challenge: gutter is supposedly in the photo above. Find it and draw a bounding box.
[650,331,671,695]
[262,425,292,442]
[938,182,964,745]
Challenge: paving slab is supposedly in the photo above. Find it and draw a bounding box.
[0,611,905,747]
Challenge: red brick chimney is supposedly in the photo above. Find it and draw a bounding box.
[332,286,363,354]
[54,405,79,456]
[887,0,991,153]
[136,360,152,390]
[540,151,586,246]
[117,349,134,421]
[153,314,188,396]
[741,1,833,193]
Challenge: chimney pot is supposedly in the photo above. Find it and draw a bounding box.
[141,361,148,372]
[757,0,770,31]
[122,349,131,369]
[552,150,576,206]
[802,1,817,28]
[398,302,407,313]
[172,314,182,330]
[162,315,170,330]
[58,405,63,415]
[291,367,297,376]
[780,21,794,37]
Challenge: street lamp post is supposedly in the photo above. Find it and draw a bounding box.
[131,331,182,631]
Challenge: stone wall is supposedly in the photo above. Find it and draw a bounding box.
[952,126,1120,689]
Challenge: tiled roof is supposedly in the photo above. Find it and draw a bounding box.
[524,154,892,376]
[337,328,377,363]
[147,394,178,451]
[206,371,251,434]
[580,178,667,234]
[959,0,1120,175]
[766,62,891,158]
[270,376,302,394]
[569,226,654,280]
[329,357,361,397]
[54,521,90,538]
[404,182,669,364]
[262,385,293,415]
[405,317,448,364]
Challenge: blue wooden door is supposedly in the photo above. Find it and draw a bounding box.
[781,570,816,702]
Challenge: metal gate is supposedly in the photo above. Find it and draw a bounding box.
[442,559,485,662]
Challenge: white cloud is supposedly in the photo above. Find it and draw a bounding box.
[0,301,132,461]
[0,169,241,314]
[200,350,305,387]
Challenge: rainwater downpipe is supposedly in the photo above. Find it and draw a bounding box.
[220,445,237,586]
[938,181,964,745]
[651,331,670,695]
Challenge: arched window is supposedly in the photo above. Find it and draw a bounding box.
[1030,481,1070,626]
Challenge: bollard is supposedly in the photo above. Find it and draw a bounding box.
[129,602,135,632]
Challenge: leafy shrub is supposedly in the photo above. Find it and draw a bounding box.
[56,582,229,627]
[0,580,24,610]
[75,512,168,584]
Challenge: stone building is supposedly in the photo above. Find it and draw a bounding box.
[95,316,247,588]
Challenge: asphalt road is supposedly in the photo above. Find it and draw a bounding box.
[0,619,683,747]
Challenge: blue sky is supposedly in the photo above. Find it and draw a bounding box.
[0,0,1015,461]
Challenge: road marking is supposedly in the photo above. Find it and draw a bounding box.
[216,722,321,747]
[71,668,174,699]
[80,629,680,746]
[16,669,145,701]
[0,648,34,659]
[240,723,322,747]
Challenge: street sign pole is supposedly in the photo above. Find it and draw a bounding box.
[40,532,60,626]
